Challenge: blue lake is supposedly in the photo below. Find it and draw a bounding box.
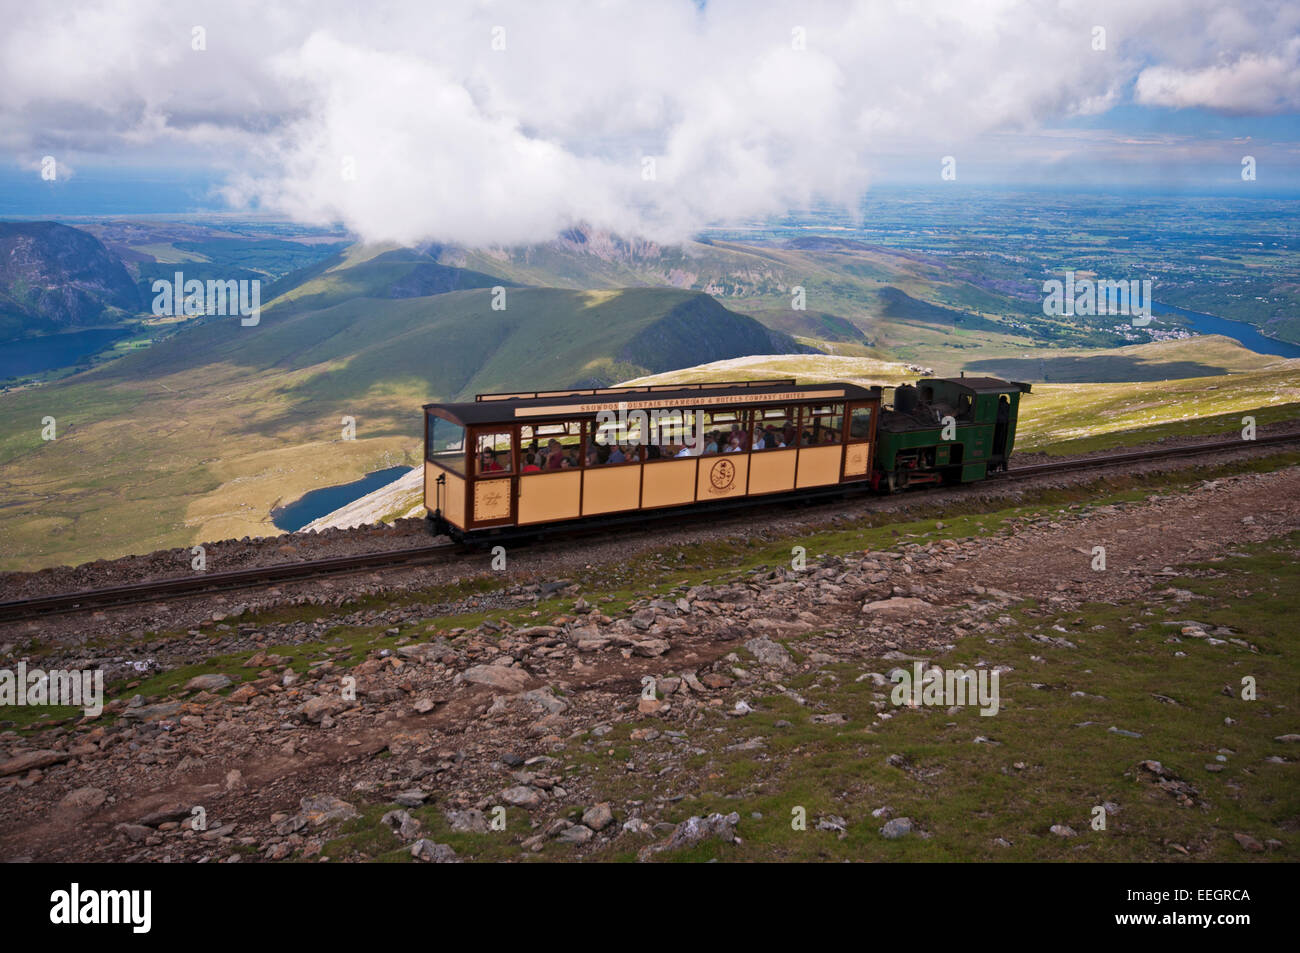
[1153,302,1300,360]
[0,328,131,379]
[272,466,414,532]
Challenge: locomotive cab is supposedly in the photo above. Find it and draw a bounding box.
[875,375,1030,490]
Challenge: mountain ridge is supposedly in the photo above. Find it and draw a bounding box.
[0,221,142,339]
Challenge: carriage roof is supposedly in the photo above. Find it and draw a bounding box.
[424,379,880,426]
[916,377,1032,394]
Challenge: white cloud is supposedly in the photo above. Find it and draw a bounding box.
[0,0,1295,243]
[1135,37,1300,114]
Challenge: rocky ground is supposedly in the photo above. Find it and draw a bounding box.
[1,459,1297,863]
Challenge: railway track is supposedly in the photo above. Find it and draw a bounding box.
[0,544,463,623]
[995,430,1300,480]
[3,430,1297,623]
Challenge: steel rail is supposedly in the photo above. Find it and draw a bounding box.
[3,429,1297,623]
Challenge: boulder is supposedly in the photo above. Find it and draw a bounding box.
[0,749,69,776]
[582,803,615,832]
[501,785,544,809]
[184,673,233,692]
[632,639,671,658]
[461,665,531,693]
[138,804,192,827]
[743,636,793,671]
[411,840,460,863]
[121,701,183,722]
[299,794,358,826]
[880,817,914,839]
[446,809,489,834]
[381,809,422,841]
[863,597,933,619]
[298,695,345,724]
[557,824,595,845]
[58,786,108,814]
[639,812,741,861]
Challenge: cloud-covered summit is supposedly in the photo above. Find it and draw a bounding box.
[2,0,1296,243]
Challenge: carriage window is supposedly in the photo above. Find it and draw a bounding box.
[848,405,873,441]
[591,415,641,464]
[475,432,514,475]
[701,408,743,455]
[427,415,466,474]
[801,403,844,446]
[752,405,796,450]
[957,394,974,421]
[642,409,699,459]
[521,421,583,471]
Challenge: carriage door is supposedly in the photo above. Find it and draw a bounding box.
[991,395,1011,462]
[469,427,518,527]
[842,402,875,481]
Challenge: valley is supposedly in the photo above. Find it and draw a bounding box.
[1,200,1297,573]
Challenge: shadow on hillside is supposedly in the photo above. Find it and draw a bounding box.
[964,356,1231,383]
[877,287,1005,334]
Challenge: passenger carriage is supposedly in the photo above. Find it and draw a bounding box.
[423,379,882,541]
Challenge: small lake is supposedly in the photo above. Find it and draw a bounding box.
[272,466,413,532]
[0,328,131,379]
[1154,302,1300,360]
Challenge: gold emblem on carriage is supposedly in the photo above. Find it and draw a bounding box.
[844,443,868,476]
[709,459,736,492]
[473,479,510,520]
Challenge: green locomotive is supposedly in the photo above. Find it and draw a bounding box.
[873,376,1031,492]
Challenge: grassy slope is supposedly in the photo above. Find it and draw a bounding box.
[1016,366,1300,454]
[963,334,1285,383]
[628,336,1288,383]
[625,353,918,389]
[452,237,1089,362]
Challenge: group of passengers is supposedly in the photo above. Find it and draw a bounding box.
[479,423,841,474]
[528,438,586,471]
[726,423,840,452]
